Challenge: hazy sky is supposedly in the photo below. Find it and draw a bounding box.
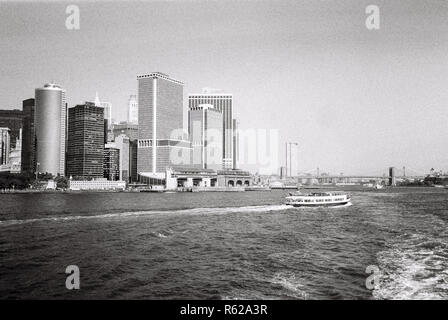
[0,0,447,175]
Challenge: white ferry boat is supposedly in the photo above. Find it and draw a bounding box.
[285,191,351,207]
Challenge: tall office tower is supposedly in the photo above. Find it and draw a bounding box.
[128,95,138,124]
[21,98,35,173]
[107,134,129,181]
[102,102,112,127]
[0,127,10,165]
[232,119,239,170]
[35,83,67,176]
[0,109,23,150]
[66,102,104,179]
[188,104,223,170]
[137,72,191,174]
[94,92,112,129]
[103,119,109,144]
[188,89,233,169]
[129,140,138,182]
[103,145,120,181]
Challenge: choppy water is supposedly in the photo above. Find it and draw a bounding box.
[0,188,447,299]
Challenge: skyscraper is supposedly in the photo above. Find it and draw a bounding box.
[103,145,120,181]
[188,90,233,169]
[128,94,138,124]
[188,104,223,170]
[106,134,129,181]
[0,127,10,166]
[67,102,104,179]
[35,83,67,176]
[137,72,190,175]
[232,119,239,170]
[0,109,23,150]
[94,92,112,129]
[21,98,35,174]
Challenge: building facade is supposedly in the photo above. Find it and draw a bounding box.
[113,122,138,141]
[35,83,67,176]
[0,109,22,150]
[106,134,129,182]
[188,90,234,169]
[137,72,191,175]
[67,102,105,179]
[188,104,223,171]
[128,94,138,124]
[232,119,239,170]
[21,98,35,174]
[69,179,126,190]
[0,127,10,166]
[104,145,120,181]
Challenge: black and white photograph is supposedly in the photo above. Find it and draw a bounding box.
[0,0,447,309]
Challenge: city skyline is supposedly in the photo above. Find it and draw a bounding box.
[0,1,447,175]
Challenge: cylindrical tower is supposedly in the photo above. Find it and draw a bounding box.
[35,83,66,176]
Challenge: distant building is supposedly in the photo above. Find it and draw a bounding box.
[104,145,120,181]
[137,72,191,175]
[129,140,138,183]
[113,122,138,141]
[128,94,138,124]
[188,104,223,171]
[280,166,287,179]
[21,98,36,174]
[106,134,129,182]
[95,92,112,134]
[8,128,22,173]
[67,102,105,179]
[0,109,22,150]
[0,127,11,166]
[188,90,234,169]
[35,83,67,176]
[233,119,239,170]
[389,167,396,186]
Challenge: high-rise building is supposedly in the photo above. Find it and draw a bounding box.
[67,102,104,179]
[232,119,239,170]
[0,127,11,166]
[188,104,223,170]
[129,140,138,182]
[106,134,129,181]
[137,72,191,175]
[128,95,138,124]
[103,145,120,181]
[35,83,67,176]
[21,98,35,174]
[188,89,233,169]
[0,109,23,150]
[94,92,112,129]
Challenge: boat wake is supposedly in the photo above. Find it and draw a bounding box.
[0,204,291,227]
[373,231,448,300]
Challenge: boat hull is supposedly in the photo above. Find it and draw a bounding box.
[286,201,350,207]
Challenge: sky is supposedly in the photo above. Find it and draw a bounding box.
[0,0,447,175]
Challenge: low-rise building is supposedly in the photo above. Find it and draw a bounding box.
[68,178,126,190]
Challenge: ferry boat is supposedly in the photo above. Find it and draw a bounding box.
[285,191,351,207]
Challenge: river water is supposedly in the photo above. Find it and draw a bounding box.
[0,188,447,299]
